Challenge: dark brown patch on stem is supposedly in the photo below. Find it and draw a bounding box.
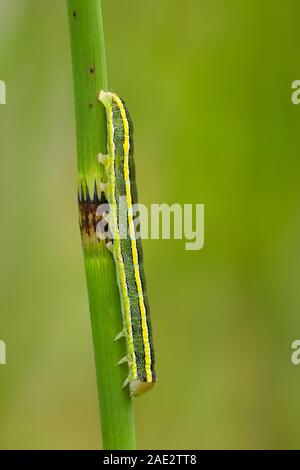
[78,186,108,245]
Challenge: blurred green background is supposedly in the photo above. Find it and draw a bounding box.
[1,0,300,449]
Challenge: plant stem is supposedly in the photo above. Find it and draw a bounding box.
[66,0,136,450]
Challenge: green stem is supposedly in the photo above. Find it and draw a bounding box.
[66,0,136,450]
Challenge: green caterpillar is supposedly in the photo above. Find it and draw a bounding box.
[98,91,156,397]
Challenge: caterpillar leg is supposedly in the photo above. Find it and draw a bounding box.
[106,240,113,252]
[98,153,109,165]
[114,329,126,341]
[99,182,107,192]
[98,153,111,178]
[122,376,130,389]
[117,355,130,366]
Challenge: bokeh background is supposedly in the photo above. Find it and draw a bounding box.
[1,0,300,449]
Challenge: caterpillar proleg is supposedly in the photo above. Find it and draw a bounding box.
[98,91,156,397]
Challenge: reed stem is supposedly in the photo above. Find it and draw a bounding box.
[67,0,136,450]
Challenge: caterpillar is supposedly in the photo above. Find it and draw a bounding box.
[98,91,156,397]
